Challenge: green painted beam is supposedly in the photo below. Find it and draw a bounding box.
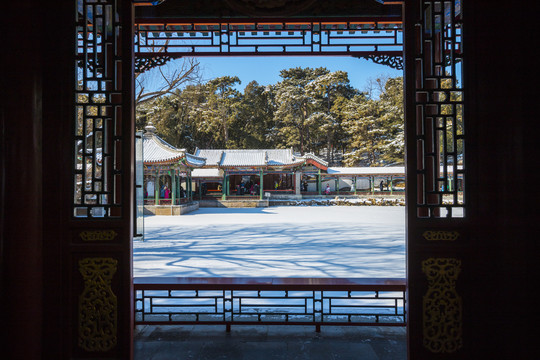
[260,169,264,200]
[318,169,322,195]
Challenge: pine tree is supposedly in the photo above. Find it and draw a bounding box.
[342,76,404,166]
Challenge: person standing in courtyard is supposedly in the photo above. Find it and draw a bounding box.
[325,184,331,195]
[164,185,170,199]
[380,180,384,192]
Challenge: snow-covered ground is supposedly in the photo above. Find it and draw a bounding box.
[134,206,405,278]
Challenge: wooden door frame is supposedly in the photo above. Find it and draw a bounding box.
[2,0,475,359]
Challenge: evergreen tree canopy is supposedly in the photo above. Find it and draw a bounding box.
[137,67,404,166]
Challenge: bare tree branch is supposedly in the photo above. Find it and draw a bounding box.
[364,74,390,100]
[135,57,202,105]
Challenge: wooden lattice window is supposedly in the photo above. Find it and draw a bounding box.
[415,0,464,218]
[74,0,124,218]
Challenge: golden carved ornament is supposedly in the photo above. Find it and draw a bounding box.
[79,229,117,242]
[78,257,118,352]
[422,257,463,353]
[423,230,459,241]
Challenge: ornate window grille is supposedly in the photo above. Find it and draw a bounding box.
[134,19,404,72]
[414,0,464,218]
[74,0,125,218]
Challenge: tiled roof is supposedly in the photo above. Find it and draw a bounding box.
[326,165,462,176]
[143,134,185,164]
[265,149,296,166]
[142,123,205,167]
[300,153,328,168]
[327,167,405,175]
[191,168,223,178]
[184,153,206,167]
[221,150,267,167]
[194,148,305,168]
[193,149,224,166]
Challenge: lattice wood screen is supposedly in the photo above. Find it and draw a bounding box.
[414,0,464,218]
[74,0,124,218]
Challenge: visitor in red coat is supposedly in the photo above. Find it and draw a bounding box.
[325,184,331,195]
[164,185,170,199]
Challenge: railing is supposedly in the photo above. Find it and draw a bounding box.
[143,198,191,205]
[134,277,406,332]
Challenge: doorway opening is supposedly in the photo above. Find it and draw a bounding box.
[71,0,466,357]
[130,8,409,350]
[134,55,406,281]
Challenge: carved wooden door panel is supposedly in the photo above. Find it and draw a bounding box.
[69,0,134,357]
[404,0,470,358]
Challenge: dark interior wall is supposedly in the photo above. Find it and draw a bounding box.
[466,1,537,358]
[0,1,44,358]
[2,1,80,357]
[41,1,74,357]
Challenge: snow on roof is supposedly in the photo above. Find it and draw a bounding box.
[327,167,405,175]
[300,153,328,168]
[265,149,294,165]
[327,165,463,176]
[143,133,185,164]
[194,148,304,167]
[222,150,267,167]
[143,123,205,167]
[191,168,223,178]
[194,149,224,166]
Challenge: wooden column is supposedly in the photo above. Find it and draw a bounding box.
[171,170,177,205]
[188,173,193,202]
[260,169,264,200]
[317,169,322,195]
[222,173,227,200]
[155,172,159,205]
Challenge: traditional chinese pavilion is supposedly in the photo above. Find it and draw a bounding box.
[142,122,205,208]
[193,148,328,199]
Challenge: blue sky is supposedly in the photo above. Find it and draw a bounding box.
[144,56,402,93]
[197,56,402,91]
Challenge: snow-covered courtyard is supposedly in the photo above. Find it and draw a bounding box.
[134,206,405,278]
